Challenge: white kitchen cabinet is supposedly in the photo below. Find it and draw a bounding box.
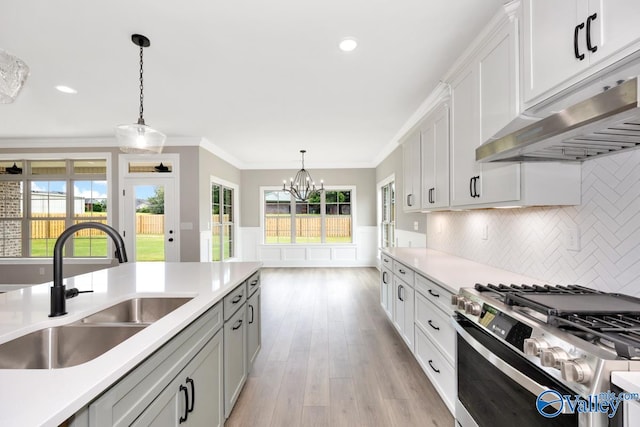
[414,327,456,412]
[421,102,450,210]
[223,297,247,418]
[132,330,224,427]
[246,287,261,370]
[380,265,393,320]
[88,303,223,426]
[449,4,582,209]
[392,268,415,352]
[402,128,421,212]
[522,0,640,105]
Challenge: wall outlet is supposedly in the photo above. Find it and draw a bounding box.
[481,224,489,240]
[566,227,581,251]
[413,221,419,231]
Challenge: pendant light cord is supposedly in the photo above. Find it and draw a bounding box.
[138,44,145,125]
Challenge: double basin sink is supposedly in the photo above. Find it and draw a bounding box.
[0,297,192,369]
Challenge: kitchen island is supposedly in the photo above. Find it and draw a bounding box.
[0,261,261,427]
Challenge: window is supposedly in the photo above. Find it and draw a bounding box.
[0,158,109,258]
[264,188,353,244]
[380,181,395,248]
[211,181,236,261]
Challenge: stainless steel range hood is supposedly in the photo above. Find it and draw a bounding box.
[476,76,640,162]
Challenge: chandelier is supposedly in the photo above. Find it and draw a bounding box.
[115,34,166,154]
[282,150,324,202]
[0,48,29,104]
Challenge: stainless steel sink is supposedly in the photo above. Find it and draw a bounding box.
[0,324,146,369]
[0,297,193,369]
[79,297,192,325]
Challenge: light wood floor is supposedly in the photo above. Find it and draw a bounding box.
[225,267,454,427]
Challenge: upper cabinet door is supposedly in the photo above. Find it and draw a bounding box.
[522,0,640,106]
[590,0,640,64]
[402,129,421,212]
[420,102,450,210]
[522,0,585,104]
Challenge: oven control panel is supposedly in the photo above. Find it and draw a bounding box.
[479,305,533,351]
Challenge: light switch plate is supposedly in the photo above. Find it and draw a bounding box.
[413,221,419,231]
[566,227,581,251]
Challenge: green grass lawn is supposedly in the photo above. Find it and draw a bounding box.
[30,235,166,261]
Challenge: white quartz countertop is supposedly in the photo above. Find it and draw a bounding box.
[0,261,261,427]
[612,372,640,395]
[380,247,550,293]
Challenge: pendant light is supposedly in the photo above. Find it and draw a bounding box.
[282,150,324,202]
[116,34,166,154]
[0,48,29,104]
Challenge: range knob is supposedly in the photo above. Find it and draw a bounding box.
[451,294,464,306]
[523,338,550,356]
[457,298,468,311]
[464,301,482,316]
[561,359,593,384]
[540,347,570,368]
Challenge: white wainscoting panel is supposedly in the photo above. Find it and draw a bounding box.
[427,150,640,295]
[239,226,377,267]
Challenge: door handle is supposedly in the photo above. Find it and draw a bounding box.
[249,304,254,324]
[473,176,480,198]
[168,237,174,242]
[586,13,597,53]
[574,22,585,60]
[382,271,388,284]
[407,194,413,207]
[428,320,440,331]
[428,360,440,373]
[186,377,195,413]
[232,319,243,330]
[469,177,474,198]
[179,384,189,423]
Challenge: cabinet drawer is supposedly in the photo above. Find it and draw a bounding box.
[224,283,247,321]
[415,328,455,413]
[393,262,414,285]
[415,291,455,362]
[247,271,260,296]
[415,274,452,314]
[380,253,393,268]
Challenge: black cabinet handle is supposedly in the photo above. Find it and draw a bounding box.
[232,294,243,304]
[382,271,388,284]
[428,289,440,298]
[586,13,597,53]
[407,194,413,207]
[473,176,480,198]
[250,279,259,287]
[469,177,474,198]
[428,360,440,373]
[179,385,189,423]
[186,377,195,413]
[249,304,254,324]
[574,22,585,60]
[232,319,243,330]
[428,187,435,204]
[398,285,404,302]
[398,269,405,275]
[428,320,440,331]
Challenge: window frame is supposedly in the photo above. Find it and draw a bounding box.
[0,153,112,260]
[210,176,239,261]
[377,174,396,249]
[260,185,356,245]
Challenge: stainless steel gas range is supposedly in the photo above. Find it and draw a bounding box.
[452,283,640,427]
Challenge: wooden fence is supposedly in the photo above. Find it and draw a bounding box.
[265,216,351,238]
[30,213,165,238]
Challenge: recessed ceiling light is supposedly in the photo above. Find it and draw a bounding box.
[55,85,77,94]
[339,38,358,52]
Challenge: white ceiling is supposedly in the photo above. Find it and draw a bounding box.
[0,0,504,169]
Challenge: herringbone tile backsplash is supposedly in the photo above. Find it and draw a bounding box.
[427,149,640,295]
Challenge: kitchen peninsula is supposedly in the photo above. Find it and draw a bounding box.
[0,261,261,427]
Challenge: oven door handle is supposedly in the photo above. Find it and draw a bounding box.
[453,319,571,414]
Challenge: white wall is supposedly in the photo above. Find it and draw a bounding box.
[427,149,640,295]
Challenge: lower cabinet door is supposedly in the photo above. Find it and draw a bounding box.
[132,330,224,427]
[224,305,247,418]
[414,327,455,413]
[247,288,261,371]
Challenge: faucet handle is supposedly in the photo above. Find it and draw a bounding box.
[64,288,94,299]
